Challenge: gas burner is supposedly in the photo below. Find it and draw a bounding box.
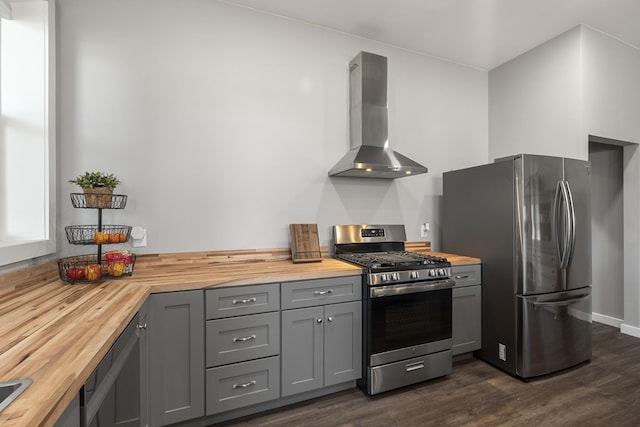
[336,251,449,270]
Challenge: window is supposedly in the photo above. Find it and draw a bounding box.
[0,0,55,266]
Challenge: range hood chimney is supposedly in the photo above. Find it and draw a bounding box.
[329,51,428,179]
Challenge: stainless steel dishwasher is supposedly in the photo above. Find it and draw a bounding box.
[81,313,143,427]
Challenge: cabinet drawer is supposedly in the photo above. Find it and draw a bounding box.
[451,265,481,287]
[206,356,280,415]
[206,312,280,367]
[206,283,280,319]
[281,276,362,309]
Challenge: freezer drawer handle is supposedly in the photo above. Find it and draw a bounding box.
[530,294,589,307]
[232,334,257,343]
[233,380,257,389]
[232,297,257,305]
[405,361,425,372]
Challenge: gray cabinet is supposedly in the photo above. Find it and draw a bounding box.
[149,290,204,426]
[205,284,281,415]
[281,277,362,397]
[452,265,482,356]
[281,306,324,395]
[324,301,362,387]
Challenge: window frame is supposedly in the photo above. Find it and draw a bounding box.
[0,0,55,267]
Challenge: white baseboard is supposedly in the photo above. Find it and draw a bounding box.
[620,323,640,338]
[592,312,623,328]
[593,313,640,338]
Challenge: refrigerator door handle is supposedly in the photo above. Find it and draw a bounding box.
[553,181,567,268]
[559,181,572,269]
[564,180,577,268]
[553,181,562,266]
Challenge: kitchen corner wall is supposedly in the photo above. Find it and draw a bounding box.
[56,0,488,256]
[488,24,640,335]
[488,26,583,161]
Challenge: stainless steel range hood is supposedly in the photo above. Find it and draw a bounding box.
[329,52,428,179]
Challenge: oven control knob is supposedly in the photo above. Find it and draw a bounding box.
[380,273,389,282]
[428,269,437,277]
[438,268,446,276]
[410,271,419,279]
[391,272,399,281]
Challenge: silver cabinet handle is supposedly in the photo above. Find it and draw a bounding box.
[232,297,257,305]
[327,316,333,322]
[316,318,323,324]
[232,380,257,389]
[454,275,469,279]
[136,323,147,330]
[232,334,257,343]
[313,289,333,296]
[405,361,425,372]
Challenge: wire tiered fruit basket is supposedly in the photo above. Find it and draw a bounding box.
[58,193,136,284]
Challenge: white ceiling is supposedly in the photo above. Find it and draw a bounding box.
[221,0,640,70]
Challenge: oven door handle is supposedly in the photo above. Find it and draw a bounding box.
[370,279,455,298]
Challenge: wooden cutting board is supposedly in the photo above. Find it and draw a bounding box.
[289,224,322,263]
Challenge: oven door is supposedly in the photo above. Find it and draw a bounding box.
[367,279,453,366]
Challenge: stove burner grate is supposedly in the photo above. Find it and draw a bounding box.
[336,251,448,269]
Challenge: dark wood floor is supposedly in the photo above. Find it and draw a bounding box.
[216,323,640,426]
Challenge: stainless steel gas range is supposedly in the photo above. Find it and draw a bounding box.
[333,224,455,395]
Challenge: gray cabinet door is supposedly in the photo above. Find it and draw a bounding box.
[281,306,324,396]
[324,301,362,387]
[452,285,481,355]
[149,291,205,426]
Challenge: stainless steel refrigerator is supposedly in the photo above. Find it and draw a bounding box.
[443,154,592,379]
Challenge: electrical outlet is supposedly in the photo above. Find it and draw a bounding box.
[420,223,430,238]
[131,226,147,247]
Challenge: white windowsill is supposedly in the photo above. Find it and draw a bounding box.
[0,239,56,266]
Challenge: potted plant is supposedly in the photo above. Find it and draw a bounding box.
[69,171,121,208]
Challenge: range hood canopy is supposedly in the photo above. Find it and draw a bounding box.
[329,51,428,179]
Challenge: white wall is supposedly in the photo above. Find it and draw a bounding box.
[488,26,583,161]
[489,24,640,334]
[56,0,488,257]
[580,27,640,334]
[582,27,640,145]
[589,142,624,323]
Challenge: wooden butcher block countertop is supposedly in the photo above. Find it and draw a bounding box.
[0,245,480,427]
